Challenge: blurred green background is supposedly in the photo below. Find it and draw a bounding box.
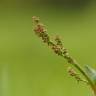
[0,0,96,96]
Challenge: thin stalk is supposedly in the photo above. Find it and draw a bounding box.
[62,56,96,96]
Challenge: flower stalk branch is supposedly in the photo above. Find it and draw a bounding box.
[32,16,96,96]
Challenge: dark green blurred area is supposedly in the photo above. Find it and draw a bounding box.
[0,0,96,96]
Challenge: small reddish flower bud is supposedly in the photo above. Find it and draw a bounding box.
[34,25,44,34]
[32,16,40,23]
[54,35,63,49]
[67,67,77,76]
[51,45,62,55]
[63,48,68,54]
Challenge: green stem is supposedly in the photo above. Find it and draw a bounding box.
[64,56,96,96]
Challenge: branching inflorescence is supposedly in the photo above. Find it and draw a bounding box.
[32,16,96,96]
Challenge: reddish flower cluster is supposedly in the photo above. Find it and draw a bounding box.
[67,67,88,83]
[32,16,88,84]
[32,16,76,60]
[32,16,63,56]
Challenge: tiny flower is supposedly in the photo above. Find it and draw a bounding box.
[34,24,46,37]
[51,45,62,55]
[42,33,50,43]
[55,35,63,47]
[62,48,68,54]
[67,67,77,76]
[32,16,40,23]
[36,25,44,33]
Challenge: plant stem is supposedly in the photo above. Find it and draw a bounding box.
[62,55,96,96]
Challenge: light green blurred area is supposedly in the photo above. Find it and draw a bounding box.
[0,0,96,96]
